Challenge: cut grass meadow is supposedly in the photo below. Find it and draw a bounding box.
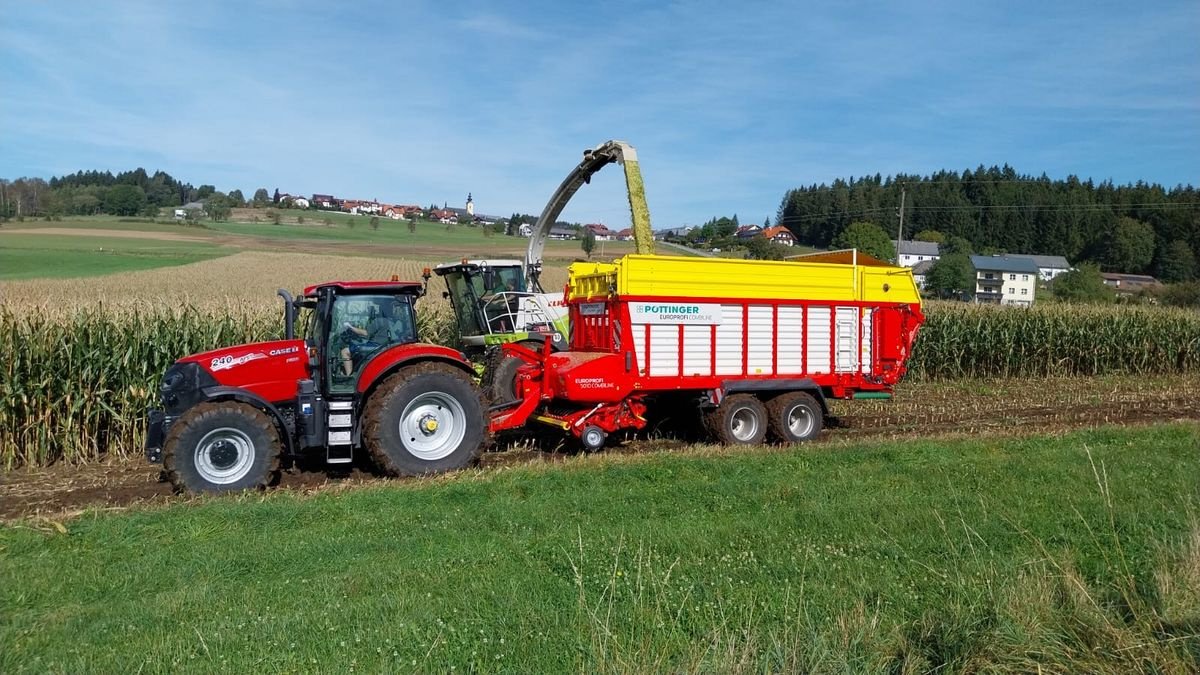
[2,424,1198,672]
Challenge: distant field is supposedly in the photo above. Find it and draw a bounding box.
[0,231,229,280]
[0,214,638,279]
[1,423,1196,672]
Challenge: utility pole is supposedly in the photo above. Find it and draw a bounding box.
[895,183,906,264]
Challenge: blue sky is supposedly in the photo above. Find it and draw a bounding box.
[2,1,1197,228]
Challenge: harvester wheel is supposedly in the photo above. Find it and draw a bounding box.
[364,363,485,476]
[163,401,282,493]
[489,355,524,405]
[705,394,768,445]
[766,391,823,443]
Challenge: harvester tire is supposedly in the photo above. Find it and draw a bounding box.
[489,355,525,405]
[163,401,282,493]
[364,363,485,476]
[766,391,823,443]
[704,394,768,446]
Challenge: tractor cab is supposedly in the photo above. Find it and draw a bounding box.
[297,281,424,395]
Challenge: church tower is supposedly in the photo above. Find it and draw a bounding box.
[466,192,474,217]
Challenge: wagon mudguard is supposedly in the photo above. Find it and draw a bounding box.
[718,378,828,414]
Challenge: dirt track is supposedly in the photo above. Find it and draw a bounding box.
[3,376,1198,522]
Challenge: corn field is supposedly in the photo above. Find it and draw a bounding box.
[1,302,1198,469]
[908,302,1200,380]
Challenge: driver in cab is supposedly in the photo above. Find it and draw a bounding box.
[339,301,397,377]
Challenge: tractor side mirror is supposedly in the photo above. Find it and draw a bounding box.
[482,267,497,290]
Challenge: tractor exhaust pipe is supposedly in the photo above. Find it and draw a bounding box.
[277,289,296,340]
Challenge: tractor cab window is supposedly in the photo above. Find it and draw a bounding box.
[328,293,416,392]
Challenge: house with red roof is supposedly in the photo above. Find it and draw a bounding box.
[761,226,796,246]
[584,223,614,240]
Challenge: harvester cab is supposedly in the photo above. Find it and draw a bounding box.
[146,277,485,494]
[432,259,568,356]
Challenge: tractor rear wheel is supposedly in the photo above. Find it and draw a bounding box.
[364,363,485,476]
[163,401,282,493]
[766,391,823,443]
[704,394,768,445]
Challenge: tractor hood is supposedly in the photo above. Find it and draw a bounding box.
[175,338,309,404]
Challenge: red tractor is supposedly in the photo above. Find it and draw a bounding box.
[145,278,486,493]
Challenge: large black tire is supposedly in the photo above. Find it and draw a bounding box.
[766,391,824,443]
[489,355,524,405]
[163,401,282,493]
[363,363,485,476]
[703,394,768,445]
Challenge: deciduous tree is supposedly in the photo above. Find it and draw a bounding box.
[924,254,975,299]
[831,221,895,261]
[582,229,596,258]
[1050,263,1114,303]
[1104,217,1155,273]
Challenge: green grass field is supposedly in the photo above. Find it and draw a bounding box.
[0,214,638,278]
[0,232,230,280]
[2,424,1197,672]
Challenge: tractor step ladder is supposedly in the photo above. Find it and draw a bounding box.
[326,400,354,464]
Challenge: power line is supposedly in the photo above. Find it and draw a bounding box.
[775,201,1200,225]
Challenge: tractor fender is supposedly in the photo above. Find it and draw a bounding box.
[357,344,476,396]
[715,378,829,414]
[199,385,297,455]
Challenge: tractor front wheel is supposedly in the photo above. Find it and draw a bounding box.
[364,363,485,476]
[163,401,282,493]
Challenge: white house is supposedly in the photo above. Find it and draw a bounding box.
[894,240,941,267]
[911,259,935,290]
[1008,254,1072,282]
[970,255,1039,307]
[518,223,533,237]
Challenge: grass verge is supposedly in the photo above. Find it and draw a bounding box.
[2,423,1198,672]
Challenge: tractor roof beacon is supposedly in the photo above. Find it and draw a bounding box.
[145,273,486,493]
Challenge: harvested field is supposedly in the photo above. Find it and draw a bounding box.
[2,374,1196,522]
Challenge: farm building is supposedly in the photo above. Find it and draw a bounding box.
[1101,272,1162,297]
[1008,254,1073,281]
[760,226,796,246]
[971,255,1038,306]
[894,240,941,267]
[911,259,934,290]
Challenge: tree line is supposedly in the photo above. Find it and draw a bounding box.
[776,166,1199,279]
[0,168,267,220]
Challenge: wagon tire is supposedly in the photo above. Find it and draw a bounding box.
[704,394,768,445]
[766,391,824,443]
[163,401,282,494]
[364,363,485,476]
